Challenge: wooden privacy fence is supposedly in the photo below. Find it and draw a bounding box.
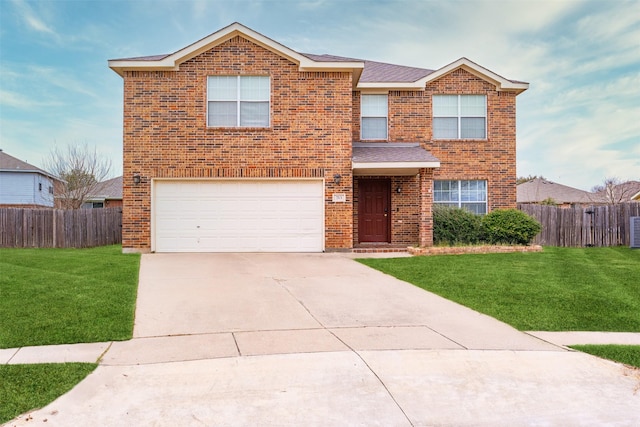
[518,203,640,247]
[0,207,122,248]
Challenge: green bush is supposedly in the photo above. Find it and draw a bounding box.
[481,209,541,245]
[433,205,483,245]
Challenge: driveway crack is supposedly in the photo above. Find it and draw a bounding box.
[326,329,415,426]
[271,277,326,329]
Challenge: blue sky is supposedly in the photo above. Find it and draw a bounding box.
[1,0,638,191]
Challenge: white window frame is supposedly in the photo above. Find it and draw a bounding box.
[207,76,270,128]
[361,94,388,140]
[433,95,486,140]
[433,180,487,214]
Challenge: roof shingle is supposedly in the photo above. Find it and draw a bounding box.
[352,143,440,163]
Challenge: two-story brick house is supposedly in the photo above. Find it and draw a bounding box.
[109,22,528,253]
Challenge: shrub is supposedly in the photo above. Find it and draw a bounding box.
[481,209,541,245]
[433,205,483,245]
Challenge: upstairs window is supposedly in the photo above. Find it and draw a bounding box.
[361,94,388,140]
[433,95,486,139]
[434,180,487,214]
[207,76,270,127]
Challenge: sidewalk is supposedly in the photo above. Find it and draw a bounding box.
[527,331,640,346]
[3,331,640,366]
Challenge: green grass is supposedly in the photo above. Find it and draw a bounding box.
[0,363,97,424]
[358,247,640,331]
[570,345,640,369]
[0,245,140,348]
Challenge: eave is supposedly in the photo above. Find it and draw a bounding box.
[352,162,441,176]
[357,57,529,94]
[108,22,364,87]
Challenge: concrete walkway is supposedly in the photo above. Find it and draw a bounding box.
[3,253,640,426]
[5,331,640,366]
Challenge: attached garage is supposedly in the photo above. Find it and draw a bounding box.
[153,180,324,252]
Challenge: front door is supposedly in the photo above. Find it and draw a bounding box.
[358,179,391,243]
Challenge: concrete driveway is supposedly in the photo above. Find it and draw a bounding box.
[8,253,640,426]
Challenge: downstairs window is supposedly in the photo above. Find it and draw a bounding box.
[434,180,487,214]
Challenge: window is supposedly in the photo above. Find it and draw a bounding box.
[434,180,487,214]
[82,202,104,209]
[207,76,270,127]
[433,95,486,139]
[361,94,388,140]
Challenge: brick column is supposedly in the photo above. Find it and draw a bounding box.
[419,168,434,247]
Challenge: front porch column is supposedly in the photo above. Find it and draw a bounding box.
[418,168,434,247]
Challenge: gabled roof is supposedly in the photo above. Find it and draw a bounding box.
[109,22,364,85]
[517,178,594,204]
[0,150,60,181]
[85,176,123,201]
[109,23,528,94]
[355,57,528,92]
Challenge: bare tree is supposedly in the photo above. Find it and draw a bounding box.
[516,175,546,185]
[590,177,637,205]
[43,143,112,209]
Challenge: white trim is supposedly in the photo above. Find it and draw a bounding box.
[353,161,440,169]
[423,58,528,93]
[357,82,427,90]
[433,94,487,140]
[356,58,528,93]
[109,22,364,79]
[434,179,488,214]
[207,75,270,128]
[360,94,388,141]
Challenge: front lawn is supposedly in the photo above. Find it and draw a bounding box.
[0,363,97,424]
[570,345,640,369]
[358,247,640,331]
[0,245,140,348]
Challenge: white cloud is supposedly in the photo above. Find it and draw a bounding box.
[10,0,57,36]
[0,89,64,109]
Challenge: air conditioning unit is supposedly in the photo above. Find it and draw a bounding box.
[631,217,640,249]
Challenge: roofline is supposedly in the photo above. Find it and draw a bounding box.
[422,57,528,93]
[356,57,528,93]
[109,22,364,85]
[352,161,440,169]
[357,82,432,90]
[0,168,62,182]
[85,196,123,201]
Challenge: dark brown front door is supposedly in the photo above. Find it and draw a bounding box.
[358,179,391,243]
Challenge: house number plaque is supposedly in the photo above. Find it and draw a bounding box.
[332,193,346,203]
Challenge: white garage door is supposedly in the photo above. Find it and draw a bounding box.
[153,180,324,252]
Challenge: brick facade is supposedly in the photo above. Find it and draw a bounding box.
[425,69,517,211]
[122,36,353,251]
[117,28,521,252]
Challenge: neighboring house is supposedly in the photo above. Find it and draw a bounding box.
[594,180,640,204]
[0,150,61,208]
[82,176,123,209]
[109,22,528,253]
[517,178,596,208]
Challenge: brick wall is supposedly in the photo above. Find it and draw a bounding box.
[122,36,353,251]
[354,69,518,213]
[424,69,517,211]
